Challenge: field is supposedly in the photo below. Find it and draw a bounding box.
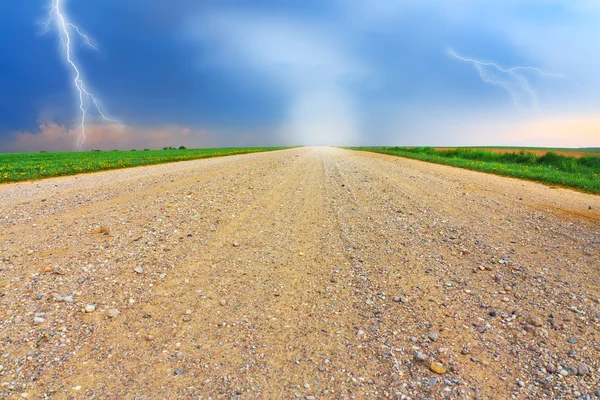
[352,146,600,194]
[0,147,287,183]
[435,146,600,158]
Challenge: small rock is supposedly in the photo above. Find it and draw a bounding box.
[568,337,579,344]
[546,364,556,374]
[107,309,120,318]
[392,296,401,302]
[183,315,191,322]
[428,333,438,341]
[528,315,543,327]
[517,381,525,388]
[134,266,144,274]
[524,324,536,333]
[33,317,45,325]
[27,249,35,255]
[559,369,569,377]
[415,352,426,362]
[450,364,459,372]
[565,366,578,375]
[174,369,184,375]
[219,299,227,306]
[357,330,365,335]
[429,361,447,374]
[73,386,81,391]
[578,363,590,376]
[232,242,240,247]
[488,311,496,317]
[145,334,155,341]
[460,349,469,355]
[84,304,96,313]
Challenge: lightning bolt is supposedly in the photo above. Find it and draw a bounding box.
[448,49,576,112]
[45,0,121,150]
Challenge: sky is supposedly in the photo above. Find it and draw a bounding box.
[0,0,599,151]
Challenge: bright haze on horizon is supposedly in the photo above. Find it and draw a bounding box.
[1,0,599,152]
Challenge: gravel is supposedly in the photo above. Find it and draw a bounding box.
[0,147,598,399]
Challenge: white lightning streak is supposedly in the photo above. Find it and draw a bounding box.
[48,0,120,150]
[448,49,576,112]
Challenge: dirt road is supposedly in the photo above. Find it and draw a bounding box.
[1,147,599,399]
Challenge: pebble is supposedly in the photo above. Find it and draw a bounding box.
[174,369,184,375]
[134,266,144,274]
[392,296,401,302]
[517,381,525,388]
[27,249,34,255]
[183,315,191,322]
[568,337,579,344]
[528,315,543,327]
[559,369,569,377]
[460,349,469,355]
[357,330,365,335]
[565,366,578,375]
[107,309,120,318]
[546,364,556,374]
[488,311,496,317]
[33,317,45,324]
[232,242,240,247]
[84,304,96,313]
[428,333,438,342]
[220,299,227,306]
[415,352,426,362]
[429,361,447,374]
[578,363,590,376]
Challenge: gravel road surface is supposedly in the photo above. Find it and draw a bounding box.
[1,147,599,399]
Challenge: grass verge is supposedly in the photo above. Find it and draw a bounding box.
[0,147,289,184]
[351,147,600,194]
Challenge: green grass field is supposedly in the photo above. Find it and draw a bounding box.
[0,147,287,184]
[352,147,600,194]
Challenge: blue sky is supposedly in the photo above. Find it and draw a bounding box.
[1,0,599,151]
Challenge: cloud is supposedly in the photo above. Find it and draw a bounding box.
[374,106,600,147]
[1,123,214,152]
[186,10,367,145]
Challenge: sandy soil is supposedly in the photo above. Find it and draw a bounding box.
[434,148,600,158]
[0,147,598,399]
